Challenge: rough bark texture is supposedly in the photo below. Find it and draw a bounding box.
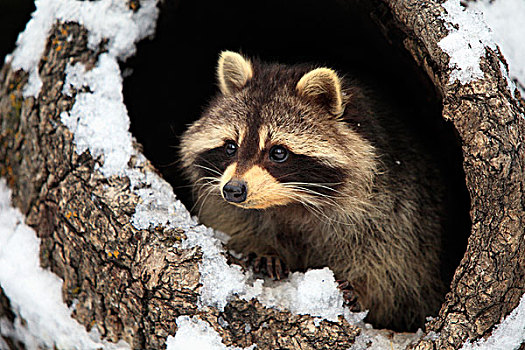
[379,1,525,349]
[0,0,524,349]
[0,287,27,350]
[0,20,360,349]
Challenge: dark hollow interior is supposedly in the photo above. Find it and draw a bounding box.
[0,0,35,65]
[123,0,471,330]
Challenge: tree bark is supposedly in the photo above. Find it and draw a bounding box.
[0,20,362,349]
[0,1,524,349]
[0,287,26,350]
[378,1,525,349]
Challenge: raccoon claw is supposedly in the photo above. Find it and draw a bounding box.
[251,254,289,280]
[337,279,362,312]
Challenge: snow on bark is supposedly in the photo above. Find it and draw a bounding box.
[0,179,130,349]
[438,0,496,85]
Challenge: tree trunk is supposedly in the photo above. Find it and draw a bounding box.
[0,287,25,350]
[0,1,524,349]
[380,1,525,349]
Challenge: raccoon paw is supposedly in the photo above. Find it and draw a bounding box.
[249,253,289,280]
[337,280,362,312]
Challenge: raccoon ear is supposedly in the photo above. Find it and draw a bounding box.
[296,68,344,117]
[217,51,253,95]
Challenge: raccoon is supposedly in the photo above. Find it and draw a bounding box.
[179,51,445,330]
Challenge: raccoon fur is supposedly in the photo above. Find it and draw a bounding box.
[179,51,445,330]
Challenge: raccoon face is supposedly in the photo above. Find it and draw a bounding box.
[180,51,377,210]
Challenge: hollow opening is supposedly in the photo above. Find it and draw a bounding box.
[123,0,471,331]
[0,0,36,64]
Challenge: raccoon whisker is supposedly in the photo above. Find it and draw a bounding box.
[283,185,344,210]
[192,180,221,199]
[191,156,224,176]
[284,185,340,200]
[197,189,216,219]
[282,189,358,227]
[195,183,220,218]
[283,182,346,196]
[303,202,357,228]
[274,191,339,227]
[285,183,373,217]
[286,182,348,198]
[174,183,202,189]
[192,179,220,208]
[281,184,370,227]
[280,191,319,208]
[193,163,223,177]
[195,156,224,174]
[285,181,344,186]
[194,176,221,186]
[191,185,214,213]
[291,196,344,229]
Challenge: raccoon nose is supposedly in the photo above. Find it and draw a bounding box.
[222,180,247,203]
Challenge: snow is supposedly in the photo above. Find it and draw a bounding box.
[181,225,253,311]
[498,60,518,98]
[165,316,256,350]
[61,55,133,176]
[10,0,158,174]
[438,0,496,85]
[126,166,192,230]
[252,268,363,323]
[5,0,524,347]
[127,167,363,323]
[0,179,130,350]
[467,0,525,96]
[350,328,423,350]
[126,160,364,324]
[439,0,525,95]
[460,292,525,350]
[10,0,158,98]
[0,0,158,347]
[23,67,43,98]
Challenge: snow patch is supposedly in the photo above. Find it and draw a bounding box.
[11,0,158,173]
[182,226,253,311]
[10,0,158,98]
[0,179,130,350]
[10,0,58,74]
[126,166,366,325]
[460,292,525,350]
[350,328,422,350]
[127,167,365,323]
[438,0,496,84]
[126,167,191,229]
[498,60,517,97]
[468,0,525,96]
[9,0,366,344]
[166,316,256,350]
[60,55,133,176]
[254,268,361,322]
[23,67,43,98]
[125,167,251,312]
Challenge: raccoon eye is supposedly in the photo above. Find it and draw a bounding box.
[225,141,237,156]
[269,145,288,163]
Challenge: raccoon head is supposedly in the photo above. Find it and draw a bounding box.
[180,51,377,211]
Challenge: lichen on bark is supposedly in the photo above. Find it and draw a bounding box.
[1,1,524,349]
